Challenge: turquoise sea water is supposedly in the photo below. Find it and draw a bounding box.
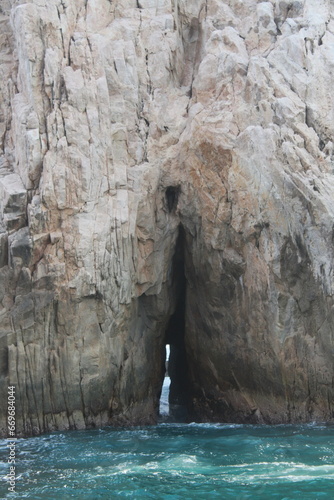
[1,421,334,499]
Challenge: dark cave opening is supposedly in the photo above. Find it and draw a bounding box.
[165,186,180,213]
[161,225,189,422]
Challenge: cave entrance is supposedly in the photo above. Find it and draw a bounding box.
[159,345,170,417]
[160,226,188,422]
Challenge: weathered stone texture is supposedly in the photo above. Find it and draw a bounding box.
[1,0,334,435]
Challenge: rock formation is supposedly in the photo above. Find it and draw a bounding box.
[1,0,334,436]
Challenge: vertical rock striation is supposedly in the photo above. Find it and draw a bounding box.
[1,0,334,435]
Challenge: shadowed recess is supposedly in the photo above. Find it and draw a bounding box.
[164,225,189,421]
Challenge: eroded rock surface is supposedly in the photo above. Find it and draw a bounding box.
[1,0,334,435]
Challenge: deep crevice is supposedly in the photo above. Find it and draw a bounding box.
[165,186,180,213]
[160,225,189,422]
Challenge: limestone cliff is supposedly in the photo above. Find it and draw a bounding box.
[1,0,334,436]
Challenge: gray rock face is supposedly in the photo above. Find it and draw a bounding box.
[1,0,334,435]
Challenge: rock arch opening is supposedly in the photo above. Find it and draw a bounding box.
[159,344,170,418]
[159,225,189,422]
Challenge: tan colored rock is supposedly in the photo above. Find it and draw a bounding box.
[1,0,334,435]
